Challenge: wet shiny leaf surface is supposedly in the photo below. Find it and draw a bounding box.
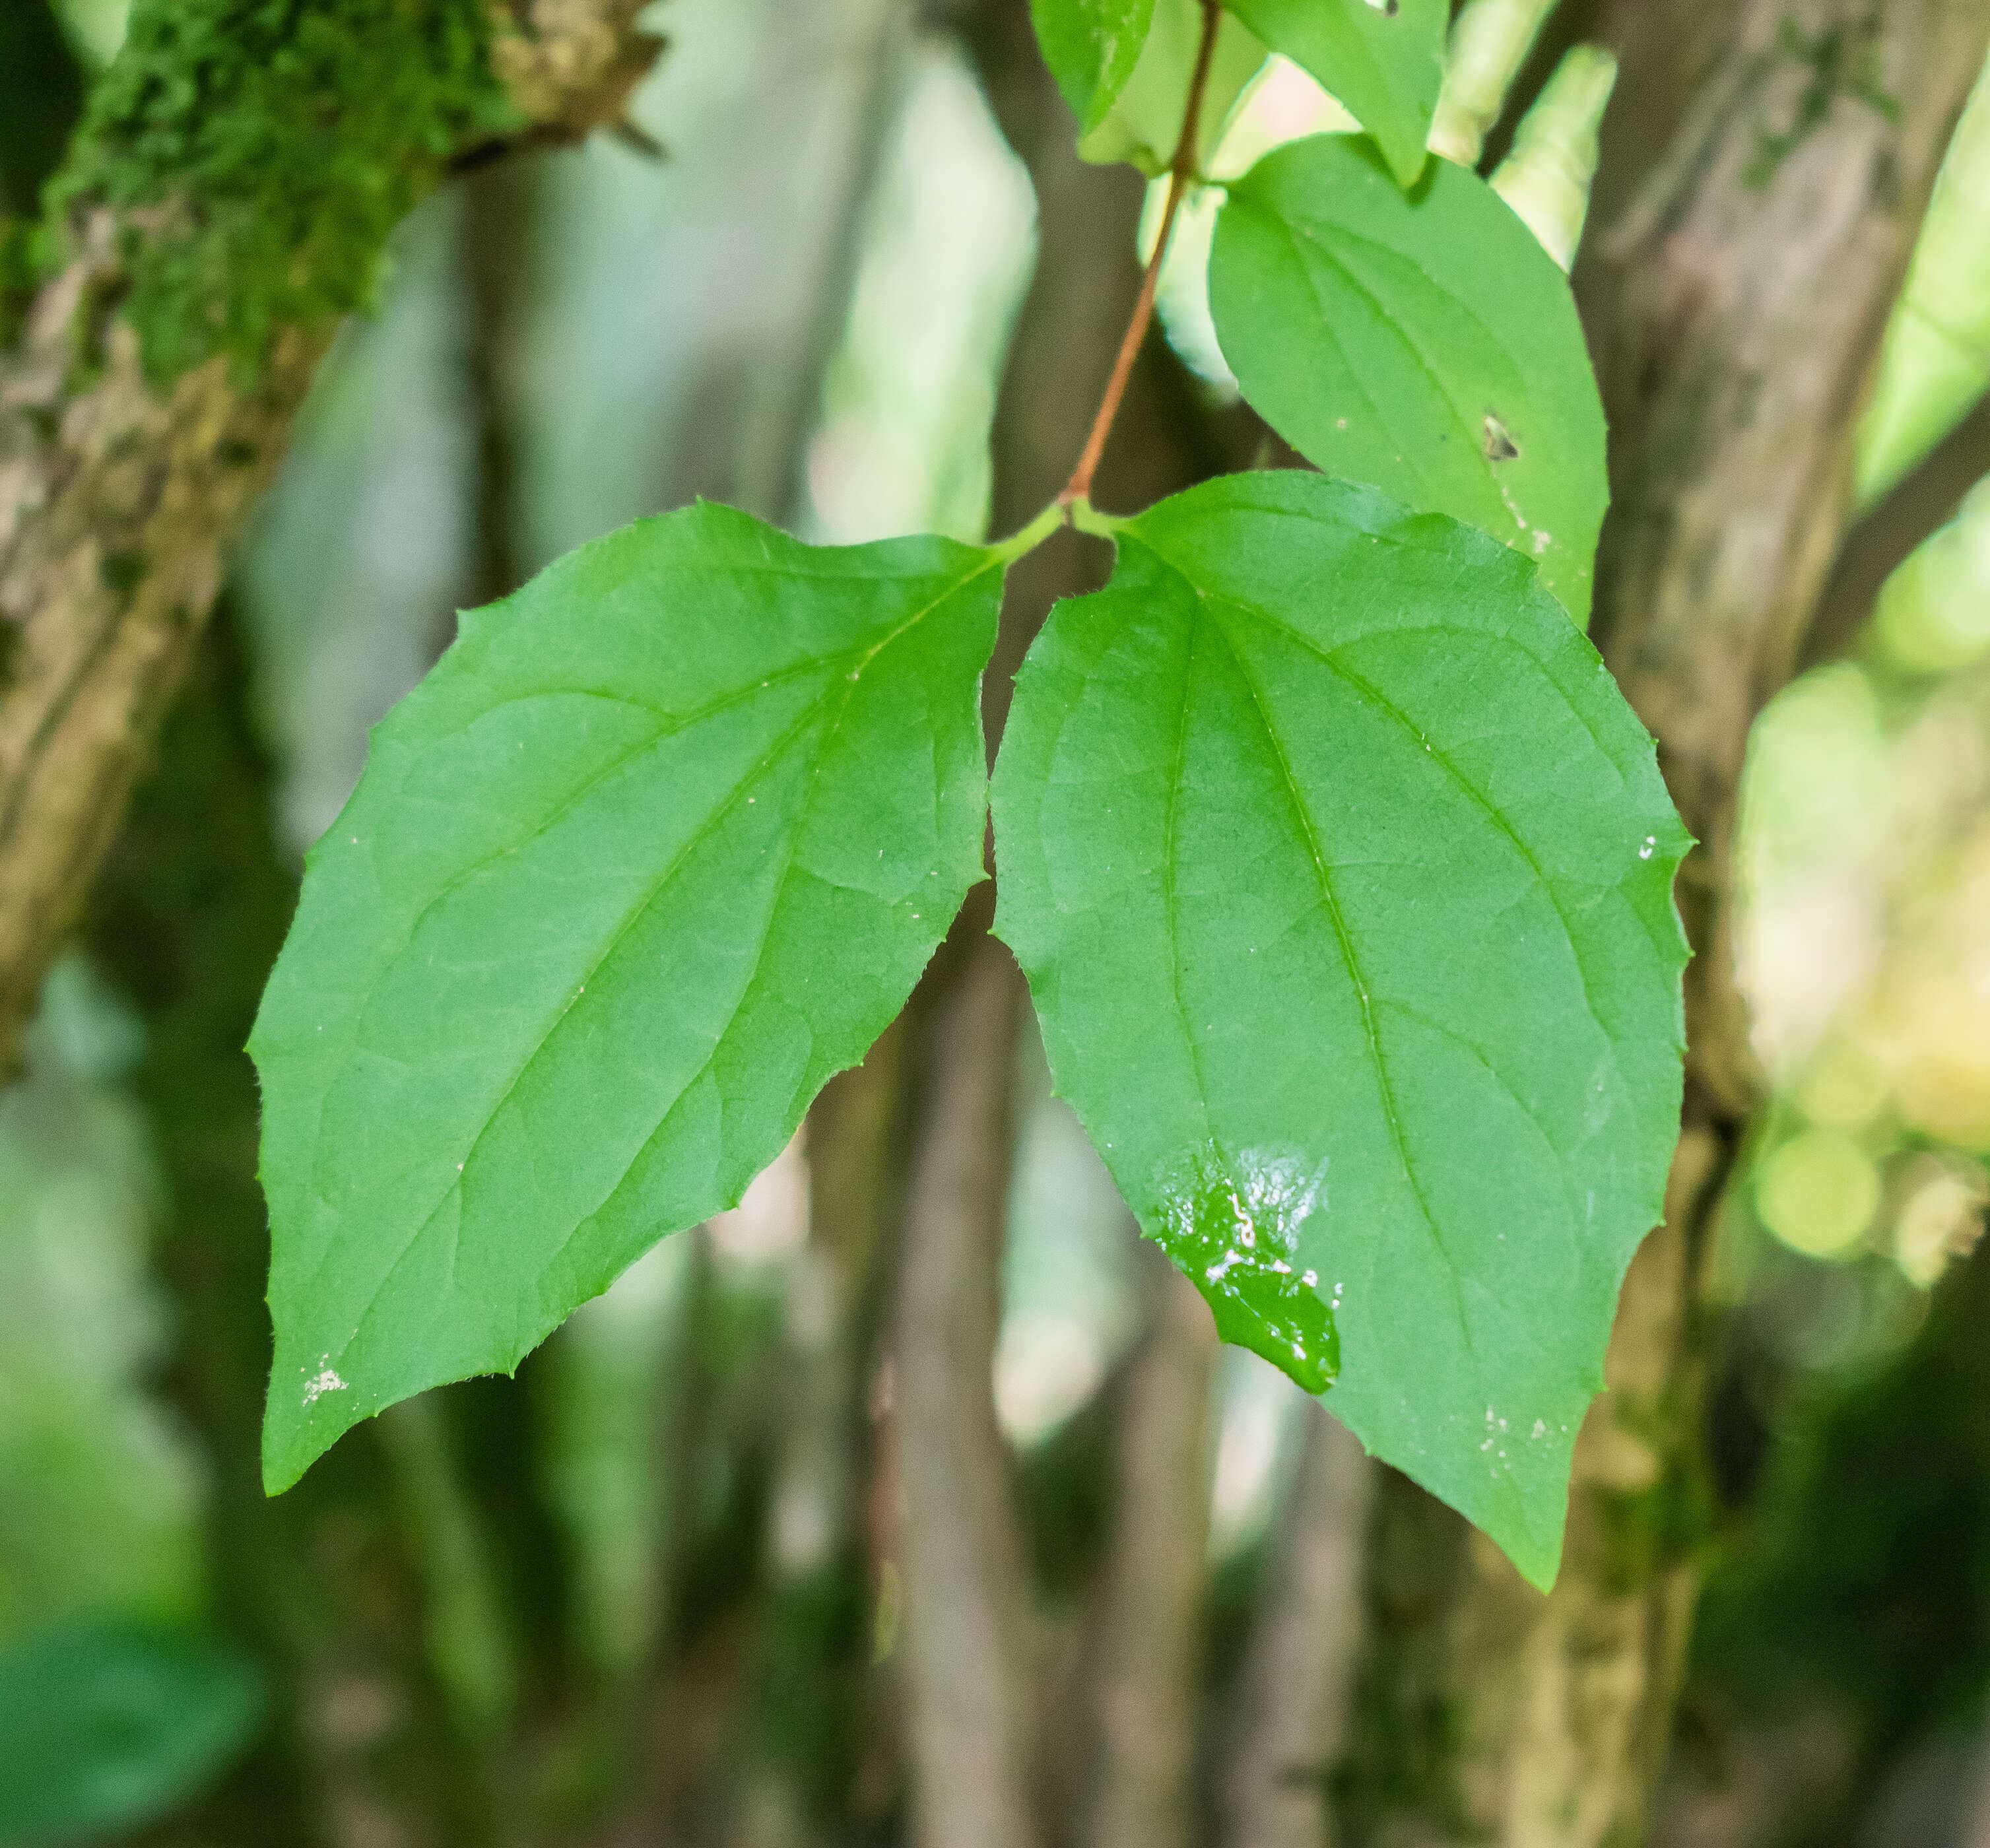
[992,472,1688,1585]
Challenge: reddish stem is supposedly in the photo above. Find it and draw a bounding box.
[1058,0,1225,510]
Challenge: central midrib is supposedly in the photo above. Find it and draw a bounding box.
[304,558,999,1360]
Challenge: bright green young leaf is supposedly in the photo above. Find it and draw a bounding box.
[1030,0,1158,139]
[255,503,1004,1491]
[1220,0,1445,187]
[1209,135,1609,624]
[1855,48,1990,509]
[1488,44,1618,273]
[1430,0,1559,168]
[1077,0,1268,176]
[991,473,1688,1587]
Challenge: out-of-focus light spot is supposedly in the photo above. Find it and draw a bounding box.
[707,1132,809,1266]
[1209,1350,1302,1560]
[1793,1034,1890,1131]
[1874,477,1990,675]
[993,1307,1106,1447]
[1892,1156,1988,1286]
[803,45,1036,545]
[53,0,127,66]
[1757,1129,1882,1259]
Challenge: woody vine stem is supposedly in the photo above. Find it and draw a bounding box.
[1057,0,1225,512]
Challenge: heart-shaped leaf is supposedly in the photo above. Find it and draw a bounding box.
[992,472,1688,1586]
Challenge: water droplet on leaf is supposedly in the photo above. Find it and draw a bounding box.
[1152,1144,1339,1393]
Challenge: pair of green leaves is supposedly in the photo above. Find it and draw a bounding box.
[256,0,1677,1587]
[257,478,1685,1587]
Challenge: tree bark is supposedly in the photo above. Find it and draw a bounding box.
[892,921,1040,1848]
[1966,1717,1990,1848]
[887,7,1257,1845]
[457,155,542,617]
[1222,1407,1374,1848]
[0,0,661,1074]
[740,1027,913,1845]
[1080,1250,1220,1848]
[1350,5,1990,1845]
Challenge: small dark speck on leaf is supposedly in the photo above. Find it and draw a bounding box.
[1483,414,1520,463]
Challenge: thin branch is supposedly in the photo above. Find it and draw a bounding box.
[1080,1248,1220,1848]
[1220,1404,1372,1848]
[893,926,1037,1848]
[1059,0,1223,509]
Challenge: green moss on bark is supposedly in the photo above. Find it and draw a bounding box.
[48,0,522,382]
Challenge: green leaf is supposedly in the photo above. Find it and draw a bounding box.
[992,473,1688,1587]
[1488,44,1618,273]
[0,1620,265,1843]
[1220,0,1445,187]
[1032,0,1158,139]
[1209,134,1609,624]
[1855,50,1990,508]
[1076,0,1268,177]
[255,503,1003,1491]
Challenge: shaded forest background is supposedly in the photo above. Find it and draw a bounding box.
[5,2,1990,1845]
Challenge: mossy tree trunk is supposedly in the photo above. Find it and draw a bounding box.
[1346,5,1990,1845]
[0,0,662,1074]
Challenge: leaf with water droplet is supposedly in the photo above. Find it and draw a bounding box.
[254,503,1005,1492]
[1209,133,1608,623]
[992,472,1689,1587]
[1154,1144,1339,1389]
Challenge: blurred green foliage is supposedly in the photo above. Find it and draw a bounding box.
[1688,1241,1990,1841]
[0,958,200,1644]
[0,1618,264,1845]
[1856,50,1990,510]
[0,0,84,222]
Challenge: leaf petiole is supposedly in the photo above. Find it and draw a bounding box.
[1058,0,1225,509]
[1067,497,1130,540]
[988,500,1070,564]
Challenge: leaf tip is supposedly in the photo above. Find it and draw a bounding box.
[1512,1529,1564,1594]
[1387,140,1432,189]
